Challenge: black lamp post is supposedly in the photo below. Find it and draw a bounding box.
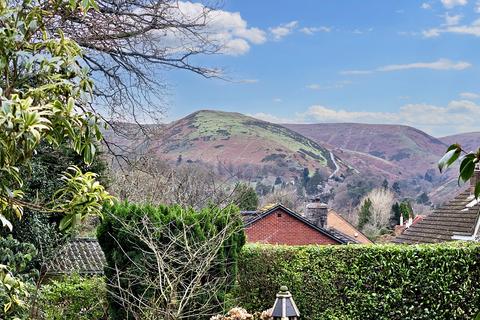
[271,286,300,320]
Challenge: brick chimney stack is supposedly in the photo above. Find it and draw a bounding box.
[305,197,328,229]
[470,164,480,196]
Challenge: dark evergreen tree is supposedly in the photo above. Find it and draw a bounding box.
[390,202,401,227]
[274,176,282,185]
[358,198,373,230]
[416,192,430,205]
[233,184,259,211]
[382,178,389,190]
[305,169,326,195]
[302,167,310,187]
[392,182,401,194]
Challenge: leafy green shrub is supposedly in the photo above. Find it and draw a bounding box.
[38,275,107,320]
[98,202,246,320]
[0,235,37,318]
[236,243,480,320]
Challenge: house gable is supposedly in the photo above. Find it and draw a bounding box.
[244,205,344,245]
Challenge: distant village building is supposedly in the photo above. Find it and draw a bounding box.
[242,199,371,245]
[394,169,480,244]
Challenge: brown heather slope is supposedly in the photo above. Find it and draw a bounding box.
[440,132,480,153]
[283,123,448,181]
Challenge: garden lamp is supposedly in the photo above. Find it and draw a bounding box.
[271,285,300,320]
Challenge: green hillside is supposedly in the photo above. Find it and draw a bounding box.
[150,110,338,176]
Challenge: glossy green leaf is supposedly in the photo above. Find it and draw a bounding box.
[438,148,460,173]
[459,156,476,184]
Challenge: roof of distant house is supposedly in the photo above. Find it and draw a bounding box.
[394,190,480,244]
[46,238,105,276]
[327,209,373,244]
[241,204,360,244]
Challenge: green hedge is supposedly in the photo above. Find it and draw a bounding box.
[236,243,480,320]
[98,202,246,320]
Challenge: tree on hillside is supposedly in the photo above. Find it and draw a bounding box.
[110,157,235,209]
[302,167,310,187]
[305,169,329,195]
[357,188,395,238]
[382,178,389,190]
[232,184,259,211]
[390,202,401,227]
[358,198,372,230]
[392,182,401,195]
[416,192,430,205]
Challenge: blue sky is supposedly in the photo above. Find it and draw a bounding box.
[165,0,480,136]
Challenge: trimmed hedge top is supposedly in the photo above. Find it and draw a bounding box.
[236,243,480,320]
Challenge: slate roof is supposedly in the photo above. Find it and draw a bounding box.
[394,190,480,244]
[241,204,360,244]
[46,238,106,275]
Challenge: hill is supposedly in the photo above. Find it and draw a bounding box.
[108,110,346,182]
[106,113,473,213]
[283,123,448,181]
[440,132,480,153]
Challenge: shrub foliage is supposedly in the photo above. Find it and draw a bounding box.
[38,275,108,320]
[97,202,246,320]
[236,243,480,320]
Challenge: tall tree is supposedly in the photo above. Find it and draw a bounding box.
[0,0,112,315]
[357,188,395,238]
[358,198,372,230]
[41,0,228,135]
[233,183,259,211]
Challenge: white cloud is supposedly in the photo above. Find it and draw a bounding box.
[423,18,480,37]
[273,98,283,103]
[249,112,295,124]
[460,92,480,99]
[444,13,463,26]
[340,70,373,75]
[270,21,298,40]
[173,1,266,56]
[352,28,373,35]
[237,78,259,84]
[253,99,480,135]
[300,26,331,35]
[421,3,432,9]
[378,59,471,71]
[476,0,480,12]
[306,81,351,90]
[341,58,471,75]
[441,0,468,8]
